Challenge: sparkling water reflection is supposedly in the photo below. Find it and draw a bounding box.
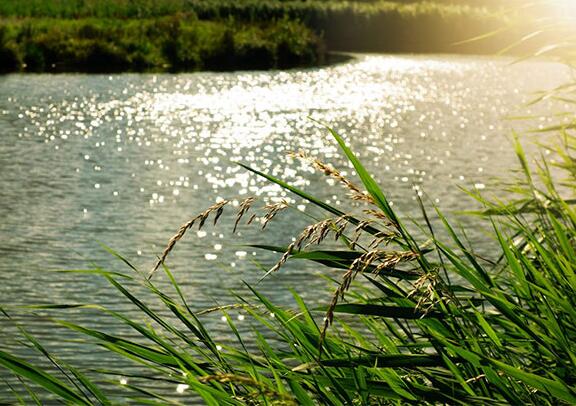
[0,54,569,402]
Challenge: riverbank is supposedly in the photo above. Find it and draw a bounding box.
[0,1,517,73]
[0,17,323,73]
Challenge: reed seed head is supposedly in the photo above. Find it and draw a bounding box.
[320,249,419,348]
[234,197,257,233]
[292,150,376,205]
[149,200,229,279]
[262,199,289,230]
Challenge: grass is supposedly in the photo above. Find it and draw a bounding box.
[0,0,519,73]
[0,0,506,19]
[2,2,576,403]
[2,114,576,403]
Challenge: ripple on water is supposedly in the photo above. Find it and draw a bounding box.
[0,54,571,402]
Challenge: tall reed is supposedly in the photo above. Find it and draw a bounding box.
[1,2,576,403]
[2,117,576,404]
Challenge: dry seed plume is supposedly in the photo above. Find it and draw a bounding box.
[349,219,374,249]
[234,197,288,232]
[149,200,229,279]
[262,199,289,229]
[408,271,441,316]
[364,209,394,224]
[258,242,295,282]
[320,249,419,347]
[259,217,345,282]
[295,218,334,249]
[292,151,375,205]
[196,303,254,316]
[234,197,257,233]
[259,215,384,282]
[198,374,297,404]
[333,216,348,241]
[259,218,338,282]
[198,373,263,386]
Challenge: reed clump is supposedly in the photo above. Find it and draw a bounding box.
[4,120,576,404]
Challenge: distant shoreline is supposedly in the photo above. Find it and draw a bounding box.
[0,2,524,74]
[0,50,355,75]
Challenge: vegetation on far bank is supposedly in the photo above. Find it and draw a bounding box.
[0,0,517,73]
[0,0,510,19]
[0,16,322,73]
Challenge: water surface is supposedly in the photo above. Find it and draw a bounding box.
[0,54,569,402]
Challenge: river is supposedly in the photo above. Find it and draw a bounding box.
[0,54,569,402]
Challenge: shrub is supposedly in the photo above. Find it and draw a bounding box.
[80,41,129,72]
[0,17,323,73]
[0,44,20,72]
[22,41,45,71]
[269,18,322,67]
[233,26,275,69]
[0,26,21,72]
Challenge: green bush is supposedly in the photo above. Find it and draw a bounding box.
[0,44,20,72]
[0,0,520,74]
[269,18,322,66]
[0,26,21,72]
[232,26,279,70]
[0,17,323,72]
[22,41,45,71]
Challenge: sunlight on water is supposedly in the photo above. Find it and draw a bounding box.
[0,54,571,401]
[1,53,570,306]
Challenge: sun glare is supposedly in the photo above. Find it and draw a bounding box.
[551,0,576,18]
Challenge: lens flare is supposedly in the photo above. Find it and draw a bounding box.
[551,0,576,18]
